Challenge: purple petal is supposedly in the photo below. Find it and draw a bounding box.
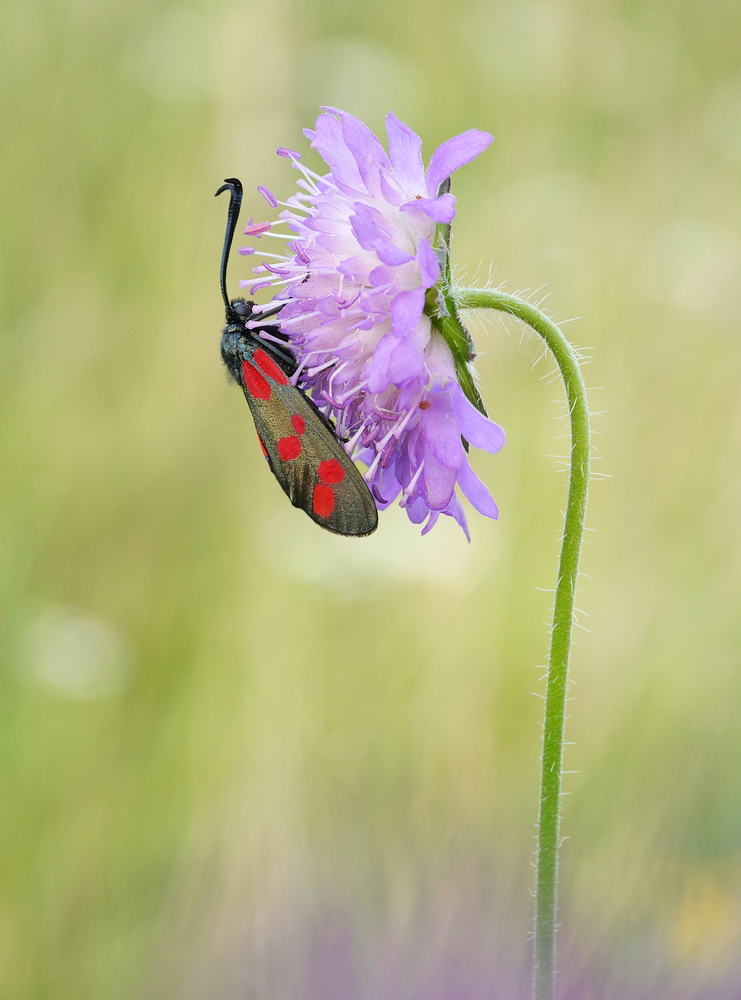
[386,336,425,385]
[424,452,458,509]
[350,204,414,265]
[374,464,402,507]
[315,232,354,255]
[310,113,364,193]
[450,385,506,453]
[317,296,340,316]
[376,243,415,266]
[421,394,463,469]
[425,130,494,196]
[302,216,346,234]
[410,314,432,354]
[379,172,405,207]
[368,264,396,287]
[322,107,390,189]
[416,238,439,287]
[406,495,429,524]
[390,442,412,488]
[424,332,457,385]
[348,203,390,243]
[367,333,425,391]
[289,274,335,298]
[457,455,499,519]
[337,256,375,280]
[351,315,376,331]
[442,492,470,541]
[390,288,425,338]
[401,193,457,224]
[358,289,390,313]
[420,510,440,535]
[275,299,305,320]
[385,112,425,195]
[366,335,397,392]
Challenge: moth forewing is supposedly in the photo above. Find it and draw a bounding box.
[237,337,378,537]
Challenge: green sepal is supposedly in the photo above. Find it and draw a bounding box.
[428,294,488,419]
[425,179,488,419]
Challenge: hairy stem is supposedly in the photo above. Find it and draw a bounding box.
[451,287,590,1000]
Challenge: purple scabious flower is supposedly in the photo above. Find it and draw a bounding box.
[240,108,505,538]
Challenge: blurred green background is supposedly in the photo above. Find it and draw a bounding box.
[2,0,741,996]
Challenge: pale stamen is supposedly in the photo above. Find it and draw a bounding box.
[343,420,368,456]
[333,378,368,408]
[305,359,337,378]
[402,459,425,499]
[365,407,417,479]
[295,178,320,197]
[246,250,293,261]
[250,231,295,241]
[288,346,332,386]
[255,330,290,347]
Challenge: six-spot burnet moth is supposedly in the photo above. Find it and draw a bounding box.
[217,178,378,537]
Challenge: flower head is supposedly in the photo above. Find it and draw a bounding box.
[240,109,505,538]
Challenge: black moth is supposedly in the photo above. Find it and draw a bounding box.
[217,178,378,537]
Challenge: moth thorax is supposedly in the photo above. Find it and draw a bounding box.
[221,325,250,384]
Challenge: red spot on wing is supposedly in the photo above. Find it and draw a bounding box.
[291,414,306,435]
[253,348,289,386]
[318,459,345,485]
[242,360,271,400]
[277,435,302,461]
[313,484,335,519]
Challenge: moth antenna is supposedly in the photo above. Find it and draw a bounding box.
[215,177,243,313]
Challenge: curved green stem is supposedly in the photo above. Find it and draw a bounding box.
[451,287,590,1000]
